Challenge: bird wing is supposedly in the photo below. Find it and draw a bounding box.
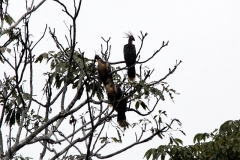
[124,44,136,67]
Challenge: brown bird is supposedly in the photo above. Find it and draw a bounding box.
[105,78,117,107]
[123,32,137,81]
[105,78,127,127]
[95,55,113,86]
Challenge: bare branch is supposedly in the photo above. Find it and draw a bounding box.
[138,41,169,64]
[0,0,47,36]
[150,60,182,86]
[53,0,73,19]
[95,128,165,159]
[31,24,48,50]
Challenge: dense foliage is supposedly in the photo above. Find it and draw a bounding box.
[145,120,240,160]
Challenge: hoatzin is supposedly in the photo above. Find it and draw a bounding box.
[123,32,136,81]
[105,78,127,127]
[95,55,113,86]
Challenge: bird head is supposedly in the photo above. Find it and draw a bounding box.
[129,35,135,41]
[95,55,101,60]
[125,32,135,43]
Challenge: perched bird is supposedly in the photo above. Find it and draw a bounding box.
[105,78,127,127]
[95,55,113,86]
[123,32,137,81]
[105,78,117,107]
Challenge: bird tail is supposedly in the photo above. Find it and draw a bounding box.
[117,112,127,127]
[127,66,135,81]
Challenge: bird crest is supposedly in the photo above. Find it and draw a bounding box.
[124,31,134,38]
[124,31,135,43]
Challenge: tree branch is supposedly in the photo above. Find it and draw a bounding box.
[0,0,47,36]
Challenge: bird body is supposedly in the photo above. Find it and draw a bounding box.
[95,55,112,86]
[105,78,127,127]
[114,86,127,127]
[105,78,117,106]
[124,33,136,81]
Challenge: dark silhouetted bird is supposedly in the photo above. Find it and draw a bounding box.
[123,32,136,81]
[105,78,127,127]
[95,55,113,86]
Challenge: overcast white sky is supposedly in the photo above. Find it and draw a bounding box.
[2,0,240,159]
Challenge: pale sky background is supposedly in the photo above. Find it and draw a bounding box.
[2,0,240,159]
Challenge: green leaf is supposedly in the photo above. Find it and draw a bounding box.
[157,132,163,139]
[111,137,119,143]
[193,133,199,143]
[180,130,186,136]
[140,81,149,95]
[0,55,4,63]
[150,149,156,159]
[116,129,122,143]
[144,149,152,160]
[100,137,107,143]
[5,109,13,125]
[150,128,154,134]
[6,48,11,53]
[173,138,183,146]
[161,151,166,160]
[33,114,43,120]
[50,60,55,70]
[135,101,139,110]
[23,93,30,100]
[158,116,162,124]
[12,89,17,97]
[55,73,63,89]
[17,96,22,105]
[140,101,147,110]
[16,107,21,125]
[34,121,39,130]
[5,14,15,26]
[10,109,16,126]
[169,137,173,145]
[35,53,48,63]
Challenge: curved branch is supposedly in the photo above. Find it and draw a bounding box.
[49,135,89,160]
[95,128,166,159]
[53,0,73,19]
[138,41,169,64]
[136,31,148,58]
[149,60,182,86]
[128,98,160,116]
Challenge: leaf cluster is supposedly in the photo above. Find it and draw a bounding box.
[35,49,91,89]
[145,120,240,160]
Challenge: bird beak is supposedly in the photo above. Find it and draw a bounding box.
[132,37,135,41]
